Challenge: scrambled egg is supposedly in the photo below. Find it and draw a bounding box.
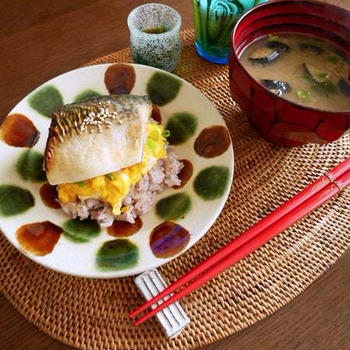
[58,123,167,215]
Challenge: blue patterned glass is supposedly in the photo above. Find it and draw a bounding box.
[193,0,267,64]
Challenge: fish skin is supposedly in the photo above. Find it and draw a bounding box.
[49,95,151,143]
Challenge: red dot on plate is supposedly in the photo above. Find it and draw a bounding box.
[104,64,136,94]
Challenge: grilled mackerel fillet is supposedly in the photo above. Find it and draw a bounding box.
[45,95,152,185]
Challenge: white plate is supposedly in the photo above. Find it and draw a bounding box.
[0,63,234,278]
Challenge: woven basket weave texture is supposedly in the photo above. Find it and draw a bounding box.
[1,30,349,350]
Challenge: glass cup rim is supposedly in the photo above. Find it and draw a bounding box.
[127,3,182,37]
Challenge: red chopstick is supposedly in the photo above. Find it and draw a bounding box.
[130,157,350,325]
[129,157,350,319]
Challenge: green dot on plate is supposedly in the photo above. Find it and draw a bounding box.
[156,193,191,220]
[63,218,100,242]
[16,149,46,182]
[147,72,181,106]
[74,89,102,103]
[0,185,34,216]
[194,166,230,200]
[96,239,139,270]
[29,85,63,117]
[166,112,197,145]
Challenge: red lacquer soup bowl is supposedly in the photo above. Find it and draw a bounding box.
[228,0,350,146]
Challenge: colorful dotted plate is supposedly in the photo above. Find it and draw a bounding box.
[0,63,234,278]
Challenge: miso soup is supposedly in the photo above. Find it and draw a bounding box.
[239,33,350,111]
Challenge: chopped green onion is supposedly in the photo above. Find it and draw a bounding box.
[75,181,86,187]
[267,34,279,42]
[318,72,329,79]
[319,81,336,92]
[307,38,323,49]
[302,72,312,82]
[327,55,339,64]
[296,89,310,100]
[149,130,159,141]
[146,137,156,152]
[311,80,336,95]
[162,129,171,138]
[105,173,115,181]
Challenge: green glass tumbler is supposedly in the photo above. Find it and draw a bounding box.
[193,0,267,64]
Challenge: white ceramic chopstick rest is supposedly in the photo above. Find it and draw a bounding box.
[134,269,190,337]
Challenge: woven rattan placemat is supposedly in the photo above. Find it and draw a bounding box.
[1,30,350,350]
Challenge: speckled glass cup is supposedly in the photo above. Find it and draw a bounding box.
[127,3,182,72]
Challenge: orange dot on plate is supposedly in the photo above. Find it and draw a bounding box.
[104,64,136,94]
[0,113,39,148]
[40,183,60,209]
[16,221,62,256]
[107,217,143,237]
[174,159,193,189]
[194,125,230,158]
